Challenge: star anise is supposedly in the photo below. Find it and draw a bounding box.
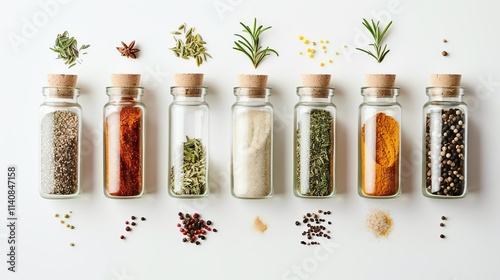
[116,40,140,59]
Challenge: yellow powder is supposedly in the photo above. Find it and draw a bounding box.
[254,216,268,233]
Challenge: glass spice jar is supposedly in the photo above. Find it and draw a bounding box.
[39,74,81,198]
[231,74,273,199]
[423,74,467,198]
[358,74,401,198]
[293,74,336,198]
[169,73,209,198]
[104,74,145,198]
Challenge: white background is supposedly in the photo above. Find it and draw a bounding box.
[1,0,499,279]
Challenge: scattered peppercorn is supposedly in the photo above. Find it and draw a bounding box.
[195,241,201,245]
[125,221,129,225]
[440,223,445,227]
[131,216,136,220]
[131,222,136,226]
[55,214,59,218]
[177,212,216,245]
[141,217,146,221]
[440,234,445,239]
[296,210,333,246]
[443,39,447,43]
[442,51,448,56]
[125,226,131,231]
[60,220,65,224]
[441,216,446,220]
[120,235,125,240]
[64,214,70,218]
[70,243,75,247]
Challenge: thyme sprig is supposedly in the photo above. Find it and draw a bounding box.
[355,19,392,63]
[50,31,90,68]
[233,18,279,68]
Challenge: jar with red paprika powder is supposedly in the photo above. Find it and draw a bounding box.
[358,74,401,198]
[104,74,145,198]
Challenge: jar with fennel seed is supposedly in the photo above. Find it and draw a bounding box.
[104,74,145,198]
[231,74,273,199]
[423,74,467,198]
[358,74,401,198]
[39,74,81,198]
[169,73,209,198]
[294,74,335,198]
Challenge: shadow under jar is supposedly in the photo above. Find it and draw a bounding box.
[39,86,81,198]
[294,87,336,198]
[423,87,467,198]
[104,87,145,198]
[168,86,209,198]
[358,87,401,198]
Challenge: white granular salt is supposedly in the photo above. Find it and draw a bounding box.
[232,109,272,198]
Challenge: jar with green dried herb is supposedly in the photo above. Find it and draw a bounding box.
[39,74,81,198]
[104,74,145,198]
[169,74,209,197]
[294,74,335,198]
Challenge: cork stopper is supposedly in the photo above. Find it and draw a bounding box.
[109,74,141,96]
[47,74,78,97]
[364,74,397,96]
[111,74,141,87]
[429,74,462,97]
[238,74,268,97]
[301,74,332,97]
[173,73,205,97]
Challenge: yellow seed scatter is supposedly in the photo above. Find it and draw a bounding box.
[312,42,316,46]
[320,40,324,43]
[344,44,347,48]
[309,53,314,58]
[322,45,326,49]
[307,48,311,52]
[311,49,316,53]
[299,52,303,55]
[329,59,333,63]
[326,40,329,43]
[335,52,339,56]
[320,62,325,67]
[304,39,310,44]
[323,50,327,53]
[299,35,304,40]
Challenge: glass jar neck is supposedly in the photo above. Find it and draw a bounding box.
[361,87,399,103]
[426,87,464,102]
[106,87,144,102]
[297,87,334,103]
[42,87,79,103]
[234,87,271,102]
[171,86,207,102]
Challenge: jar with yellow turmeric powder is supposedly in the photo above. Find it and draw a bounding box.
[358,74,401,198]
[294,74,335,198]
[423,74,467,198]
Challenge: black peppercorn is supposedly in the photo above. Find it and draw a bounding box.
[440,234,445,239]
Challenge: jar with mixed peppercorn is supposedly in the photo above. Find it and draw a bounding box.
[423,74,467,198]
[104,74,145,198]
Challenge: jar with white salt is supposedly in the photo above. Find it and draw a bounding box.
[231,74,273,198]
[169,73,209,198]
[294,74,336,198]
[39,74,82,198]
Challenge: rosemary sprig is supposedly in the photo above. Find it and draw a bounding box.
[49,31,90,68]
[170,23,212,67]
[233,18,279,68]
[355,19,392,63]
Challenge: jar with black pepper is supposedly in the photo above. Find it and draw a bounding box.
[169,73,209,198]
[423,74,467,198]
[104,74,145,198]
[231,74,273,199]
[294,74,335,198]
[358,74,401,198]
[39,74,81,198]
